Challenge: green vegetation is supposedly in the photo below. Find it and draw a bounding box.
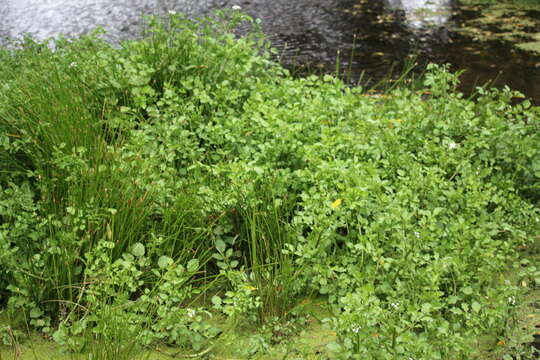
[1,9,540,359]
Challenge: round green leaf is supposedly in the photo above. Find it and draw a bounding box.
[158,256,173,269]
[211,296,222,306]
[29,308,43,318]
[131,242,145,257]
[215,239,226,254]
[187,258,199,272]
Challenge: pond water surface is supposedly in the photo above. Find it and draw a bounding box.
[1,0,539,103]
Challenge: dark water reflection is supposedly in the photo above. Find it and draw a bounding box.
[0,0,539,103]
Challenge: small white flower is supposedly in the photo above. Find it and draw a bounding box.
[414,231,420,239]
[232,5,242,10]
[168,10,176,15]
[69,62,77,68]
[351,323,361,334]
[448,142,458,150]
[186,308,196,318]
[391,302,399,310]
[508,296,516,306]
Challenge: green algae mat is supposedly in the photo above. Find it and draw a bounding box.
[457,0,540,55]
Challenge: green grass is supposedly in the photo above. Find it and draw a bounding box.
[238,180,303,323]
[0,9,539,360]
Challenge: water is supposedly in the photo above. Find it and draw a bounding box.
[387,0,452,28]
[1,0,539,103]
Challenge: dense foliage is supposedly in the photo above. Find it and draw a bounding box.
[0,10,539,359]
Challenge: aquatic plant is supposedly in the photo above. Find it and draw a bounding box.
[0,9,539,359]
